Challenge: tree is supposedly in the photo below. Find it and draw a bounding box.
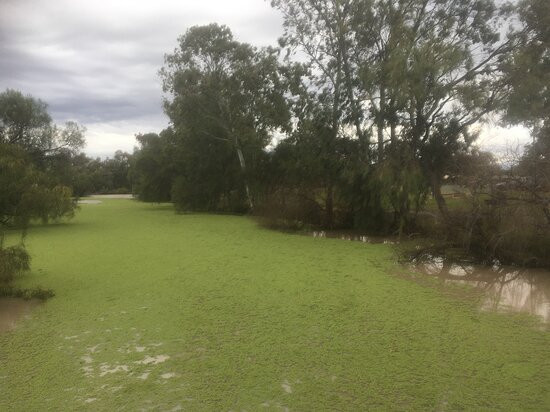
[351,0,511,222]
[0,90,82,284]
[160,24,290,211]
[132,131,177,202]
[271,0,510,227]
[272,0,372,226]
[503,0,550,224]
[0,89,85,158]
[504,0,550,131]
[0,144,76,282]
[269,107,358,228]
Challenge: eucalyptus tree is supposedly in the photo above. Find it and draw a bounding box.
[351,0,409,161]
[0,143,76,283]
[0,90,83,283]
[160,24,289,211]
[0,89,85,159]
[0,90,84,225]
[131,131,178,203]
[350,0,514,221]
[503,0,550,223]
[271,0,371,226]
[272,0,371,145]
[272,0,512,222]
[505,0,550,131]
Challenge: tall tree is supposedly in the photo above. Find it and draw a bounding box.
[353,0,512,221]
[132,131,177,202]
[160,24,289,211]
[504,0,550,223]
[0,89,85,158]
[0,90,83,283]
[505,0,550,131]
[272,0,370,225]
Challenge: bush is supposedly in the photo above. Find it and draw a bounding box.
[471,202,550,266]
[416,194,550,268]
[0,285,55,300]
[171,176,249,213]
[0,245,31,283]
[255,188,323,230]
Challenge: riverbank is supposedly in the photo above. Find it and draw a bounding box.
[1,198,549,410]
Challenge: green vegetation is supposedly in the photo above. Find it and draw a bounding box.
[1,1,548,409]
[0,90,83,284]
[1,198,548,410]
[127,1,549,267]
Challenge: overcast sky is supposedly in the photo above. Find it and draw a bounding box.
[0,0,530,158]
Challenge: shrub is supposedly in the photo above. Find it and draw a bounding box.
[0,245,31,283]
[255,188,323,231]
[0,285,55,300]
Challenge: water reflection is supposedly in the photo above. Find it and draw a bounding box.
[0,298,40,332]
[308,230,550,324]
[78,199,102,205]
[411,255,550,323]
[311,230,397,244]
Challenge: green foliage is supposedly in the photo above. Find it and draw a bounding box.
[0,285,54,300]
[501,0,550,227]
[263,111,356,228]
[131,131,176,202]
[504,0,550,128]
[159,24,290,211]
[266,0,510,230]
[0,144,77,228]
[377,144,429,234]
[124,5,544,265]
[0,245,30,283]
[0,90,82,286]
[0,89,85,156]
[0,144,74,281]
[0,89,51,149]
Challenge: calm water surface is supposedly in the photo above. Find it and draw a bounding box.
[411,255,550,324]
[310,230,550,324]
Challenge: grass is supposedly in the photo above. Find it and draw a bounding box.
[1,198,549,411]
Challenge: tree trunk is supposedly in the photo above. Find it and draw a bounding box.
[542,203,550,226]
[430,171,450,223]
[340,39,365,151]
[390,103,397,147]
[234,139,254,211]
[377,86,386,163]
[325,182,334,229]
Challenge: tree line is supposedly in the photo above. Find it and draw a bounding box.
[0,89,133,286]
[1,0,548,279]
[131,0,549,266]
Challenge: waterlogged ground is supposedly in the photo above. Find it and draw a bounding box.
[1,198,549,410]
[411,255,550,324]
[311,230,550,323]
[0,298,40,333]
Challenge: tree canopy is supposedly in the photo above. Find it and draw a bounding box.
[126,1,549,265]
[158,24,290,211]
[0,89,85,283]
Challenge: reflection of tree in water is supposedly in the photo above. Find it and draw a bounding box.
[414,255,550,323]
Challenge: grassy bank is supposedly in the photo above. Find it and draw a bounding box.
[1,198,549,410]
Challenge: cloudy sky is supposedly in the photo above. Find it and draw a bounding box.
[0,0,530,158]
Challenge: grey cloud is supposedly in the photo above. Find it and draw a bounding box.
[0,0,284,156]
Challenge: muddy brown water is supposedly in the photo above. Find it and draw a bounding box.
[0,298,40,333]
[410,256,550,324]
[310,231,550,324]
